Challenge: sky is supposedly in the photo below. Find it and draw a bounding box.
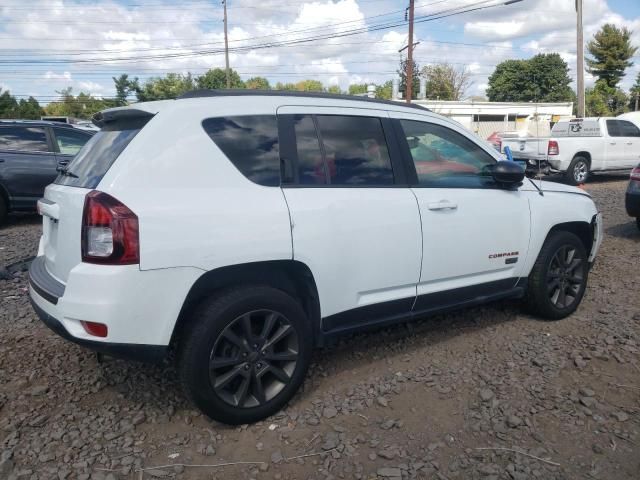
[0,0,639,104]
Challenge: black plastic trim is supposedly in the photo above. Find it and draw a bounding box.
[625,192,640,217]
[177,89,430,111]
[322,278,526,338]
[28,256,65,305]
[29,297,167,363]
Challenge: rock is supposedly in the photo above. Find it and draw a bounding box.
[323,407,338,419]
[0,458,14,477]
[580,397,596,408]
[368,453,377,460]
[574,357,587,368]
[146,470,171,478]
[322,432,339,450]
[271,451,284,464]
[131,412,146,426]
[506,415,522,428]
[30,385,49,396]
[376,396,388,407]
[204,444,216,456]
[256,442,264,451]
[259,462,270,472]
[377,467,402,478]
[479,389,494,402]
[592,444,605,454]
[613,411,629,422]
[579,387,595,397]
[377,448,396,460]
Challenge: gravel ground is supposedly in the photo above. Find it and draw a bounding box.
[1,177,638,480]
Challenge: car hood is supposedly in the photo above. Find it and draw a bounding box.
[523,179,591,196]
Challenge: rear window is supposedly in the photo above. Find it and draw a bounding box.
[202,115,280,186]
[0,126,49,152]
[54,121,145,188]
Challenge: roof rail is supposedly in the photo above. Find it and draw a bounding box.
[177,89,430,112]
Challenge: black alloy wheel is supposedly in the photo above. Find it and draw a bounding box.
[209,309,299,408]
[546,245,585,309]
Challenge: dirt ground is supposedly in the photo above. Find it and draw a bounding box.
[1,176,638,480]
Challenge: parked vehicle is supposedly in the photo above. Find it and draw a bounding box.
[0,120,94,224]
[486,130,525,152]
[626,163,640,231]
[28,91,603,424]
[618,111,640,129]
[501,117,640,185]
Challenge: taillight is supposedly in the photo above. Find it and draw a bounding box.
[548,140,559,156]
[81,191,139,265]
[631,166,640,181]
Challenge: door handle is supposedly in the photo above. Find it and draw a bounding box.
[609,142,617,145]
[626,142,633,145]
[427,200,458,211]
[0,158,5,163]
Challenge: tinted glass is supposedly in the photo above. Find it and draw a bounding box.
[315,115,393,185]
[400,120,496,188]
[53,127,92,155]
[293,115,325,185]
[619,120,640,137]
[202,116,280,186]
[606,120,622,137]
[55,127,141,188]
[0,126,49,152]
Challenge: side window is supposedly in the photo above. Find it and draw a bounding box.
[399,119,497,188]
[314,115,394,186]
[0,126,49,152]
[202,115,280,186]
[53,128,91,155]
[619,120,640,137]
[293,115,325,185]
[606,120,622,137]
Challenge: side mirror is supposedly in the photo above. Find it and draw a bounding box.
[491,160,525,187]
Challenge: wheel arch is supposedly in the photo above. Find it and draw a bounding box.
[170,260,321,348]
[545,221,593,257]
[572,152,591,166]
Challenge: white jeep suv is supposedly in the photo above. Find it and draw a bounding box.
[29,91,603,424]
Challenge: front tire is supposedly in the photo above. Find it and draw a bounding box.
[565,156,590,186]
[526,231,589,320]
[179,286,312,425]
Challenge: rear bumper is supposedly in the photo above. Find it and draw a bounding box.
[29,294,167,363]
[626,192,640,217]
[27,255,203,361]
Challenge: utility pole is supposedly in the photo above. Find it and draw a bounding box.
[406,0,415,104]
[576,0,585,117]
[223,0,230,89]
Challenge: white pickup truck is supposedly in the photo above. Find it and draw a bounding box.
[502,117,640,185]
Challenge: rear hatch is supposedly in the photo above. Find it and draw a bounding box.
[39,110,152,283]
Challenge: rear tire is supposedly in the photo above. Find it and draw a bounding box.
[525,231,589,320]
[565,156,590,186]
[0,196,7,226]
[179,286,312,425]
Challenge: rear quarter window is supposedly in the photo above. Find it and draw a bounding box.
[202,115,280,187]
[54,118,148,188]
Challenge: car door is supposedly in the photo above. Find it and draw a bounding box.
[0,125,57,210]
[51,126,93,170]
[618,120,640,168]
[605,120,627,169]
[277,106,422,333]
[389,112,530,311]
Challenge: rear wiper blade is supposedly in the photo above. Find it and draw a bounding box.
[58,167,79,178]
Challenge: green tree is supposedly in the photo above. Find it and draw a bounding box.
[585,81,628,116]
[0,89,19,118]
[16,97,44,119]
[586,24,637,89]
[629,72,640,111]
[326,85,342,94]
[196,68,244,89]
[348,84,369,95]
[295,79,324,92]
[274,82,297,91]
[137,73,196,101]
[486,54,573,102]
[45,87,112,119]
[375,80,393,100]
[398,58,420,100]
[421,63,472,100]
[245,76,270,89]
[112,74,139,106]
